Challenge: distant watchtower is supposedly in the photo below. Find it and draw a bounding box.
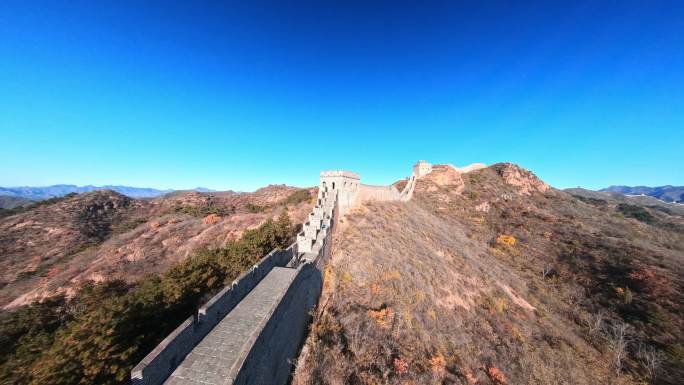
[413,160,433,178]
[319,170,360,215]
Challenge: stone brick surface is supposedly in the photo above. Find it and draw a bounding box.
[133,164,425,385]
[164,268,297,385]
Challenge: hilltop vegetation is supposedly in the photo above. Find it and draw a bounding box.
[0,195,33,211]
[0,211,298,385]
[0,184,313,385]
[294,164,683,385]
[2,166,681,385]
[566,187,684,217]
[0,186,312,309]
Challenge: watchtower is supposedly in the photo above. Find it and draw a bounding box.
[412,160,433,178]
[319,170,360,215]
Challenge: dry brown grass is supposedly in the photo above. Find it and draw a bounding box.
[294,164,683,385]
[294,201,616,384]
[0,187,313,308]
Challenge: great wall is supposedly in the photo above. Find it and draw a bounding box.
[130,161,435,385]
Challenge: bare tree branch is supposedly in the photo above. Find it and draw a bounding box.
[637,343,665,383]
[604,321,633,376]
[583,310,604,337]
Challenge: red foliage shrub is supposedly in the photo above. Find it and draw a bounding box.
[487,365,508,384]
[393,357,409,375]
[628,264,670,296]
[203,214,221,225]
[429,354,446,373]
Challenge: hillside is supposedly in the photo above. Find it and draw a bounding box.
[599,186,684,204]
[0,184,181,199]
[294,164,683,385]
[0,195,32,210]
[0,185,313,309]
[566,188,684,217]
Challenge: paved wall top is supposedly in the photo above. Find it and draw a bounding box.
[163,267,298,385]
[133,161,431,385]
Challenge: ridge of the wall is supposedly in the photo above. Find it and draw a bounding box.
[230,226,333,384]
[357,183,401,202]
[131,246,296,385]
[131,162,425,385]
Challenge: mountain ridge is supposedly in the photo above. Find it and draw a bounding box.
[0,165,682,385]
[0,185,314,309]
[0,184,215,200]
[599,185,684,203]
[293,163,683,385]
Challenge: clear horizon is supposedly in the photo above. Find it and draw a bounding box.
[1,1,682,191]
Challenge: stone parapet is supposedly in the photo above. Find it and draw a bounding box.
[132,162,424,385]
[320,170,360,179]
[131,246,296,385]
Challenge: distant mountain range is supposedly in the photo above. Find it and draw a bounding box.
[0,184,214,201]
[600,185,684,203]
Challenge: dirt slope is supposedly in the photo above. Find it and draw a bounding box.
[294,164,683,385]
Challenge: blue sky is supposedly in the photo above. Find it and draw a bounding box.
[1,1,682,191]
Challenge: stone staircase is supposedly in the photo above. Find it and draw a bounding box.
[131,180,339,385]
[131,163,427,385]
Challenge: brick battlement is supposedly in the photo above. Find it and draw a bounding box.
[319,170,360,179]
[131,162,427,385]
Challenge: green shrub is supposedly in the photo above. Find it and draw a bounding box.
[0,212,297,385]
[15,271,37,280]
[173,204,233,217]
[616,203,656,224]
[614,287,633,305]
[245,203,266,213]
[572,195,607,206]
[282,189,311,206]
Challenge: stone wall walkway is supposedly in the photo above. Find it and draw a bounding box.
[163,267,297,385]
[134,163,425,385]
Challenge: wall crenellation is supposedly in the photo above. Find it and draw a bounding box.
[131,161,431,385]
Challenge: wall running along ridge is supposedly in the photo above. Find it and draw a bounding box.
[130,247,296,384]
[131,161,429,385]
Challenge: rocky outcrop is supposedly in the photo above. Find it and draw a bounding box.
[415,164,465,193]
[292,162,684,385]
[491,163,550,195]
